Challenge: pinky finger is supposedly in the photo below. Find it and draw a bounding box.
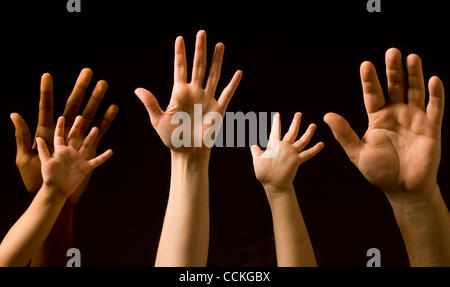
[298,142,324,163]
[89,149,113,169]
[79,127,99,155]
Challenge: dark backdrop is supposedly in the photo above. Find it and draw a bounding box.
[1,1,449,266]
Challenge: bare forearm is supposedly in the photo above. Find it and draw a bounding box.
[30,202,75,266]
[0,184,67,267]
[387,185,450,266]
[265,185,317,267]
[155,151,210,267]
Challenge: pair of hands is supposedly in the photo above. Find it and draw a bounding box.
[11,69,118,203]
[251,48,444,203]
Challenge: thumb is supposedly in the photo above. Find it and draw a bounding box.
[135,88,163,126]
[10,113,32,156]
[323,112,361,164]
[250,145,262,159]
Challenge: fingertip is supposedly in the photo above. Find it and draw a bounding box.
[406,53,422,69]
[323,113,333,124]
[97,79,109,89]
[216,42,225,50]
[360,61,375,74]
[81,67,93,76]
[197,30,206,37]
[386,47,401,59]
[429,75,443,86]
[108,104,119,114]
[429,76,444,94]
[41,73,53,80]
[134,87,149,97]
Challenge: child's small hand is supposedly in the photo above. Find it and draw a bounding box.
[36,116,113,199]
[250,113,324,192]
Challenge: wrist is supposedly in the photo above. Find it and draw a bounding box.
[40,183,69,204]
[386,184,447,224]
[171,149,210,170]
[263,184,295,201]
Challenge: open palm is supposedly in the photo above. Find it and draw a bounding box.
[135,30,242,154]
[251,113,324,191]
[325,48,444,197]
[11,69,118,203]
[36,117,113,198]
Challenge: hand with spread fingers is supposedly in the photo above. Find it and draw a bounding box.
[0,116,112,267]
[324,48,450,266]
[11,68,118,204]
[37,116,113,198]
[251,113,323,267]
[135,30,242,156]
[136,31,242,267]
[251,113,324,192]
[10,68,118,266]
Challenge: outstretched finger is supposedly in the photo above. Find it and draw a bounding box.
[426,76,445,125]
[191,30,207,85]
[89,149,113,169]
[298,142,324,163]
[217,70,243,113]
[360,61,385,114]
[38,73,54,127]
[94,104,119,147]
[36,137,51,163]
[283,112,302,143]
[385,48,406,104]
[174,36,188,84]
[205,43,225,94]
[79,127,99,156]
[67,116,83,148]
[406,54,426,109]
[63,68,93,127]
[10,113,32,156]
[135,88,163,126]
[80,80,108,134]
[268,113,281,147]
[293,123,316,152]
[323,113,361,164]
[54,116,66,146]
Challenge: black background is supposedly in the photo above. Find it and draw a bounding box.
[1,0,449,266]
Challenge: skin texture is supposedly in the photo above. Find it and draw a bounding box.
[324,48,450,266]
[135,30,242,266]
[251,113,323,266]
[0,117,112,267]
[10,68,118,266]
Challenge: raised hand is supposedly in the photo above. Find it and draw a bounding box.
[36,116,113,198]
[11,68,118,203]
[135,30,242,156]
[251,113,324,191]
[250,113,323,267]
[324,48,444,199]
[324,48,450,266]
